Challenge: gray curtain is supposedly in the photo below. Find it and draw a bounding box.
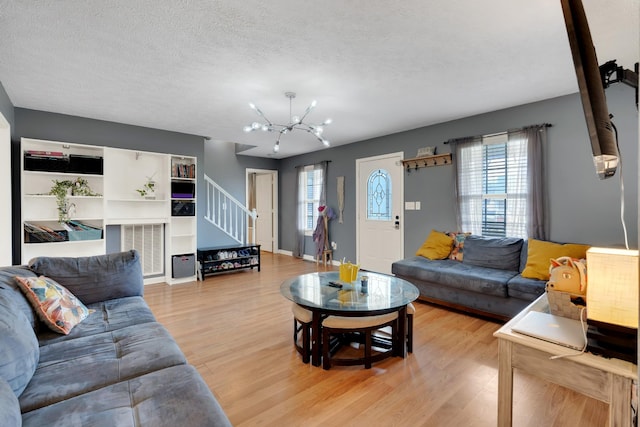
[293,165,305,258]
[519,125,548,240]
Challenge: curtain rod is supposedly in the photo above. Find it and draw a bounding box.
[443,123,553,144]
[294,160,332,169]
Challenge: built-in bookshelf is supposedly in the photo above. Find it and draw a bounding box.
[20,138,197,284]
[21,139,105,261]
[166,155,197,284]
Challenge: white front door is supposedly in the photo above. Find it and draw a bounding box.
[255,172,275,252]
[356,152,404,274]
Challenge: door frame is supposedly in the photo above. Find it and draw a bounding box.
[0,112,10,265]
[355,151,404,269]
[245,168,278,252]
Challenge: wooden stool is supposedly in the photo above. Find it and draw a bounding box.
[291,303,312,363]
[372,303,415,354]
[321,249,332,266]
[407,303,415,353]
[322,312,398,370]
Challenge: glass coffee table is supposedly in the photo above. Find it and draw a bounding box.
[280,271,419,367]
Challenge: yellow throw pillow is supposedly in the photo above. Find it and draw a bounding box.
[521,239,591,280]
[416,230,454,260]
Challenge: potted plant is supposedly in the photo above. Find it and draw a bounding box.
[136,175,156,199]
[72,177,99,197]
[49,178,100,223]
[49,179,75,223]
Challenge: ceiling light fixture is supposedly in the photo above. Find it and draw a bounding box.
[243,91,332,153]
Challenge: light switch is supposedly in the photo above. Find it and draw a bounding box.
[405,201,415,210]
[415,201,421,210]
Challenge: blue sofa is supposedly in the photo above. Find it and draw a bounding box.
[392,235,547,320]
[0,250,232,427]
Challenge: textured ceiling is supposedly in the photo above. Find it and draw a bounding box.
[0,0,637,158]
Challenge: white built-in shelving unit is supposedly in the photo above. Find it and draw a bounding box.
[20,138,197,284]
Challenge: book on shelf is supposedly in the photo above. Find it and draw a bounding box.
[25,150,67,158]
[172,163,196,179]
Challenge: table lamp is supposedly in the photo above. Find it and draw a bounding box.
[586,247,638,329]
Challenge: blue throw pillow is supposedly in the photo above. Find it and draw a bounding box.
[462,235,524,271]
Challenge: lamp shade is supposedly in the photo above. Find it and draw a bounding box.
[586,247,639,328]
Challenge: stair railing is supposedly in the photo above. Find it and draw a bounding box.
[203,174,257,244]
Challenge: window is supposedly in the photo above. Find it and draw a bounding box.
[300,165,324,234]
[456,133,528,238]
[367,169,392,221]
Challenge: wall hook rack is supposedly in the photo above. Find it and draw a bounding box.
[401,153,452,172]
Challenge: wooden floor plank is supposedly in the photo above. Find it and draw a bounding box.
[144,252,609,426]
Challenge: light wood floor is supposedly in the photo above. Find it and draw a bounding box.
[144,252,608,427]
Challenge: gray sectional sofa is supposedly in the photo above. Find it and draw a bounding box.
[392,235,547,320]
[0,250,232,427]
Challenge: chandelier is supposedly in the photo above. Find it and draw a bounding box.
[243,91,332,153]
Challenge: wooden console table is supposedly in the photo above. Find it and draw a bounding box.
[494,295,637,427]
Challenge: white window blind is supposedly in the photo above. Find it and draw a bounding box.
[457,133,528,238]
[300,166,324,234]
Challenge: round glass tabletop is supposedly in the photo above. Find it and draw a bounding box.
[280,271,419,313]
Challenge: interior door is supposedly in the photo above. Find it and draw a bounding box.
[255,173,274,252]
[356,152,404,274]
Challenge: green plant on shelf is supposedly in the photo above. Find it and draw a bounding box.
[49,178,100,223]
[49,179,75,223]
[71,177,100,197]
[136,174,157,199]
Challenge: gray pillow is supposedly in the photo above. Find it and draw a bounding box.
[29,250,144,305]
[0,377,21,426]
[462,235,524,271]
[0,267,39,330]
[0,291,39,397]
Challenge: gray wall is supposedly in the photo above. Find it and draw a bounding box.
[11,108,277,257]
[203,140,278,246]
[13,108,209,259]
[279,86,638,262]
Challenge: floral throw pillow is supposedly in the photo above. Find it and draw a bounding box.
[446,232,472,261]
[15,276,93,335]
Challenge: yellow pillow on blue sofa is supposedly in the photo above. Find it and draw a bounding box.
[521,239,590,280]
[416,230,454,260]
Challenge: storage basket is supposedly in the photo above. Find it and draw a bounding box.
[546,284,585,320]
[24,228,67,243]
[66,221,103,241]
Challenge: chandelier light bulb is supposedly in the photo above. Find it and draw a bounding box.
[243,91,332,153]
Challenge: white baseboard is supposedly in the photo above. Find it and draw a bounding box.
[275,249,338,265]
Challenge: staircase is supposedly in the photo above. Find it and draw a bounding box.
[203,174,257,244]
